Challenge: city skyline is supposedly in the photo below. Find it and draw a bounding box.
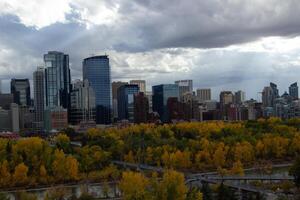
[1,1,300,99]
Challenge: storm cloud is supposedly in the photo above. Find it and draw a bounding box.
[1,0,300,99]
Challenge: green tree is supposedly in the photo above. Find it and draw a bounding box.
[289,156,300,187]
[201,182,213,200]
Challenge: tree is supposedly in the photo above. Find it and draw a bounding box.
[159,170,187,200]
[39,165,48,184]
[52,149,67,182]
[213,143,228,168]
[66,156,79,181]
[0,160,11,187]
[289,156,300,187]
[118,171,149,200]
[55,134,71,153]
[0,194,9,200]
[186,187,203,200]
[216,182,238,200]
[13,162,29,186]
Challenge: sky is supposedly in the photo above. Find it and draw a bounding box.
[1,0,300,100]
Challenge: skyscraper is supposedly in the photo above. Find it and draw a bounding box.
[152,84,179,122]
[129,80,146,93]
[83,55,112,124]
[112,81,128,120]
[262,82,279,107]
[44,51,71,109]
[289,82,298,100]
[134,92,149,124]
[33,67,45,129]
[117,84,139,121]
[10,79,31,106]
[219,91,234,120]
[196,89,211,102]
[234,90,246,104]
[69,79,96,124]
[175,80,193,101]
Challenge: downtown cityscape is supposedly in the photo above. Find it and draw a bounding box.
[2,0,300,200]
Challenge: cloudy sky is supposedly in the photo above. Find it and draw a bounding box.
[1,0,300,99]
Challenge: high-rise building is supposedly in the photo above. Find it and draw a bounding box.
[152,84,179,122]
[196,89,211,102]
[83,55,112,124]
[69,79,96,124]
[220,91,234,120]
[117,84,139,122]
[134,92,149,124]
[175,80,193,101]
[112,81,128,120]
[130,80,146,93]
[11,79,31,106]
[33,67,45,129]
[145,91,153,112]
[289,82,298,100]
[0,94,14,110]
[44,51,71,109]
[262,82,279,107]
[234,90,245,104]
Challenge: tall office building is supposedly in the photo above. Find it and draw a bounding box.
[234,90,246,104]
[175,80,193,101]
[69,79,96,124]
[262,82,279,107]
[152,84,179,122]
[11,79,31,106]
[112,81,128,120]
[0,94,13,110]
[33,67,45,129]
[44,51,71,109]
[83,55,112,124]
[289,82,298,100]
[129,80,146,93]
[134,92,149,124]
[117,84,139,121]
[196,89,211,102]
[220,91,234,120]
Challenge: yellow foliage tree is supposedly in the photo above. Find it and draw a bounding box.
[39,165,48,184]
[230,160,244,176]
[13,162,29,186]
[66,156,79,181]
[119,171,149,200]
[0,160,11,187]
[213,143,228,168]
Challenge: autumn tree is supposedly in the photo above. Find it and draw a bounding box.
[55,134,71,153]
[230,160,244,176]
[0,160,11,187]
[119,171,149,200]
[13,162,29,186]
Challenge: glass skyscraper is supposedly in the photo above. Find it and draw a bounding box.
[152,84,179,122]
[44,51,71,109]
[83,55,112,124]
[117,84,139,121]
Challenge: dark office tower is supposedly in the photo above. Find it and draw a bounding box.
[112,81,128,120]
[262,82,279,107]
[83,55,112,124]
[289,82,298,100]
[11,79,31,106]
[33,67,45,129]
[219,91,234,120]
[117,84,139,122]
[152,84,179,122]
[44,51,71,109]
[270,82,279,98]
[134,92,149,124]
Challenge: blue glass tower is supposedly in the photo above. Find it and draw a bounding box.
[152,84,179,122]
[117,84,139,121]
[83,55,112,124]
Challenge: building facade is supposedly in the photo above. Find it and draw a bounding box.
[117,84,139,122]
[33,67,45,129]
[289,82,298,100]
[129,80,146,93]
[175,80,193,101]
[112,81,128,120]
[83,55,112,124]
[134,92,149,124]
[44,51,71,109]
[10,79,31,106]
[196,89,211,102]
[152,84,179,122]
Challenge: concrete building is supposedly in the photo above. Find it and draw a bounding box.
[234,90,245,104]
[262,82,279,108]
[152,84,179,122]
[175,80,193,101]
[69,79,96,125]
[33,67,45,130]
[0,93,14,110]
[11,79,31,106]
[130,80,146,93]
[44,107,68,132]
[220,91,234,120]
[134,92,149,124]
[145,91,153,112]
[196,89,211,103]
